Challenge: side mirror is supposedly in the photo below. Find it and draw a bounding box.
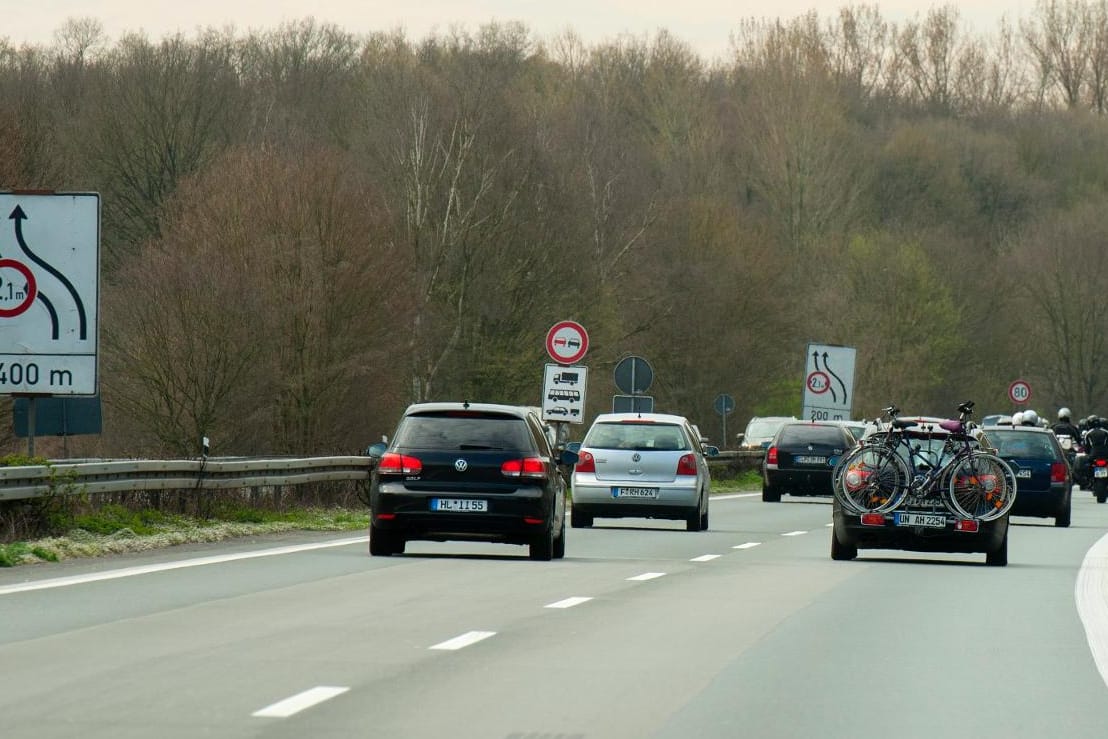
[365,441,387,458]
[735,433,745,442]
[558,449,580,466]
[704,445,720,457]
[565,441,582,454]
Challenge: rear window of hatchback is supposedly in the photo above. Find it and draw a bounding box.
[393,412,531,451]
[585,422,688,451]
[777,425,847,446]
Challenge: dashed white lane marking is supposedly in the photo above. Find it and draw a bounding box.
[690,554,721,562]
[627,572,666,581]
[733,542,761,550]
[1076,530,1108,689]
[546,596,592,609]
[0,537,369,596]
[429,631,497,650]
[253,686,349,718]
[782,530,808,537]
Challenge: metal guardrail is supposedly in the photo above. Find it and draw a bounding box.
[0,451,765,503]
[0,456,373,502]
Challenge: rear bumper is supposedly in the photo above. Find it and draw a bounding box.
[763,468,834,495]
[1009,484,1068,518]
[833,502,1008,554]
[371,484,559,544]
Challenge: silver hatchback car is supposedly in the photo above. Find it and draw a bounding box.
[570,412,717,531]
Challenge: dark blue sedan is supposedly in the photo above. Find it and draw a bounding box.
[983,426,1072,527]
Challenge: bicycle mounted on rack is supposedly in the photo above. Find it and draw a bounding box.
[833,401,1017,522]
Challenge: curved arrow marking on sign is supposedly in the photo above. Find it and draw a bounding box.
[10,206,87,340]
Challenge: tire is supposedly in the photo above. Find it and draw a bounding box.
[369,523,396,556]
[1056,494,1072,527]
[948,452,1017,521]
[762,484,781,503]
[831,528,857,561]
[529,523,555,561]
[1096,480,1108,503]
[686,499,704,531]
[986,531,1008,567]
[834,446,909,514]
[700,507,709,531]
[553,516,566,559]
[570,508,592,528]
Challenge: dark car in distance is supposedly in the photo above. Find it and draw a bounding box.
[983,426,1072,527]
[762,421,856,502]
[365,402,578,560]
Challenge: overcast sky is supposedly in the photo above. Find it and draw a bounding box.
[16,1,1030,62]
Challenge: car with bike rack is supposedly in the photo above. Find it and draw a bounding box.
[831,402,1017,566]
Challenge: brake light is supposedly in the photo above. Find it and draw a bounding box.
[1051,462,1067,483]
[502,457,547,479]
[955,519,979,533]
[576,451,596,473]
[378,452,422,475]
[1097,459,1107,468]
[766,446,778,464]
[676,453,698,476]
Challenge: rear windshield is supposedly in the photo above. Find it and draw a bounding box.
[393,413,531,451]
[988,431,1057,459]
[585,422,688,451]
[778,425,846,445]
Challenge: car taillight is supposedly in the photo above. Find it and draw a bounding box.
[766,446,778,465]
[955,519,979,533]
[860,513,885,526]
[1051,462,1067,483]
[676,453,698,476]
[576,451,596,473]
[502,457,547,479]
[378,452,422,475]
[1097,459,1107,468]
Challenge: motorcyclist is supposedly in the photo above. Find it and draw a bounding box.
[1021,410,1040,426]
[1086,418,1108,457]
[1052,408,1081,440]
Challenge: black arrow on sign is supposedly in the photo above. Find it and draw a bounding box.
[824,351,848,406]
[9,205,87,340]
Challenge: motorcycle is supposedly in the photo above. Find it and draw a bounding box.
[1090,450,1108,504]
[1057,435,1084,487]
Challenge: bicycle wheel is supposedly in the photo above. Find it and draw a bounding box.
[835,446,910,514]
[946,452,1017,521]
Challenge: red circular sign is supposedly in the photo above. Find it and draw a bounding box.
[1008,379,1032,404]
[545,320,589,364]
[0,259,37,318]
[806,371,830,394]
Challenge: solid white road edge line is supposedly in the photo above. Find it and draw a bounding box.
[713,493,761,500]
[429,631,497,650]
[545,596,593,609]
[253,686,350,718]
[627,572,666,581]
[0,537,369,596]
[1075,529,1108,689]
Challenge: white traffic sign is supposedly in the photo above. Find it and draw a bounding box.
[545,320,589,365]
[801,343,856,421]
[0,193,99,395]
[542,364,587,424]
[1008,380,1032,404]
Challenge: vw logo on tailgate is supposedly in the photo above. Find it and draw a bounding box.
[454,459,468,472]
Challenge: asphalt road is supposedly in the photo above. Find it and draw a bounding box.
[3,491,1108,738]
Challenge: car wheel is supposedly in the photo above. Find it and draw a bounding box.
[700,507,709,531]
[369,523,395,556]
[986,532,1008,567]
[570,508,592,528]
[553,516,566,559]
[831,528,857,561]
[530,523,555,561]
[762,484,781,503]
[1056,498,1072,528]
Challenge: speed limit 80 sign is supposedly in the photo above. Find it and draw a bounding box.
[1008,379,1032,404]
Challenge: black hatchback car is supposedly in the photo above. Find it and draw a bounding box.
[365,402,578,560]
[762,421,856,502]
[982,426,1072,527]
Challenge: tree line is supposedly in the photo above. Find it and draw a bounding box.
[2,1,1108,457]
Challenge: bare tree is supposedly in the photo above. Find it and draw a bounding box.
[1022,0,1092,109]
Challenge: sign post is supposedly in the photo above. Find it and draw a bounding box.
[714,393,735,447]
[801,343,856,422]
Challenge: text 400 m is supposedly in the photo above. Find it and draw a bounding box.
[0,362,73,387]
